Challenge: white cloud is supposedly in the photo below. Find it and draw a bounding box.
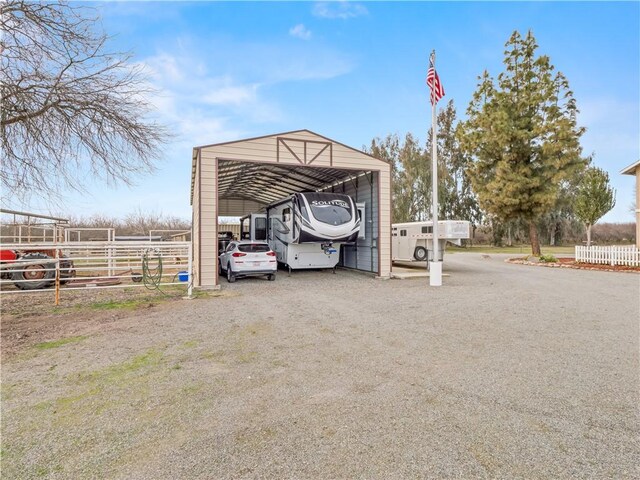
[202,84,258,106]
[312,1,368,19]
[132,37,354,151]
[135,53,276,149]
[289,23,312,40]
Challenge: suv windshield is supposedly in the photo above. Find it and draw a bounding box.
[238,244,270,253]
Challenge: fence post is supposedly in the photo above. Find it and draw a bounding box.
[108,244,114,277]
[610,245,615,267]
[54,249,60,306]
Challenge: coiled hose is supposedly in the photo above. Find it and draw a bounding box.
[141,248,192,297]
[141,249,164,292]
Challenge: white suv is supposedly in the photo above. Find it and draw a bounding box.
[219,241,277,283]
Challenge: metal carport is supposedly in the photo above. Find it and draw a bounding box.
[190,129,391,288]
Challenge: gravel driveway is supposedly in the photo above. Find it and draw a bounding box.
[2,253,639,479]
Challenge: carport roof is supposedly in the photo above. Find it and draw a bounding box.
[621,160,640,175]
[191,129,384,207]
[216,160,366,207]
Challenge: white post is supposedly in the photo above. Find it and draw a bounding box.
[187,242,193,298]
[429,51,442,287]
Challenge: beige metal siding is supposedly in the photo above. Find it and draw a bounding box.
[199,158,218,287]
[378,167,391,277]
[218,199,266,217]
[198,131,387,171]
[192,151,201,286]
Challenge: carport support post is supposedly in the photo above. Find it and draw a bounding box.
[429,51,442,287]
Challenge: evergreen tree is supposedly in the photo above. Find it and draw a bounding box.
[368,133,429,222]
[574,167,616,246]
[429,100,483,228]
[458,30,587,255]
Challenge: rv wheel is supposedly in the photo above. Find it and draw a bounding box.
[413,246,428,262]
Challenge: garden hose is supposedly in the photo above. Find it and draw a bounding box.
[141,249,164,293]
[141,249,192,297]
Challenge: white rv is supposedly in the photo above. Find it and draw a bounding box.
[392,220,471,262]
[241,192,361,272]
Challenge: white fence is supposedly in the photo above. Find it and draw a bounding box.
[575,245,640,267]
[0,241,192,302]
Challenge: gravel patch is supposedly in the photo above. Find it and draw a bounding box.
[2,253,639,479]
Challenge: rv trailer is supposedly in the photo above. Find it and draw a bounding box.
[392,220,471,262]
[240,192,361,272]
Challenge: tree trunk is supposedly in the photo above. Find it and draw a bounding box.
[550,222,556,246]
[529,221,541,256]
[586,224,592,247]
[507,226,513,246]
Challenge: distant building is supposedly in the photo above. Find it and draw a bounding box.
[621,160,640,248]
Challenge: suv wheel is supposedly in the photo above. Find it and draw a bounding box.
[226,263,236,283]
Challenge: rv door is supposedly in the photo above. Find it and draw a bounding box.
[251,214,267,242]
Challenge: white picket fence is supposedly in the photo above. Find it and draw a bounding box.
[575,245,640,267]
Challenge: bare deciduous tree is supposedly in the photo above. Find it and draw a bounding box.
[1,0,170,198]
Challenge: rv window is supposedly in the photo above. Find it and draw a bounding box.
[238,244,270,253]
[421,226,433,234]
[400,230,407,237]
[254,217,267,240]
[282,208,291,223]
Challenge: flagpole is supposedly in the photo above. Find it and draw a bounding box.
[429,50,442,286]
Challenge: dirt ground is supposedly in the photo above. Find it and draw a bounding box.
[2,254,639,479]
[1,286,201,358]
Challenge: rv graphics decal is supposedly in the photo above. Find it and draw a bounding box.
[310,199,349,209]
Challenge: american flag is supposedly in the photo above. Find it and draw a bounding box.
[426,53,445,105]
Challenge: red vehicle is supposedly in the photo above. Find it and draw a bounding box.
[0,249,75,290]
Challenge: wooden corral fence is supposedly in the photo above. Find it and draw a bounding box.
[575,245,640,267]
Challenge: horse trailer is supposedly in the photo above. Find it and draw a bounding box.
[392,220,471,262]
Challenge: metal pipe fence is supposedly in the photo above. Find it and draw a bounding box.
[0,241,193,303]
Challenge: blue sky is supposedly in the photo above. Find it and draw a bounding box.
[17,1,640,223]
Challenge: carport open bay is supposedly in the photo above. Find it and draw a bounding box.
[2,254,638,478]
